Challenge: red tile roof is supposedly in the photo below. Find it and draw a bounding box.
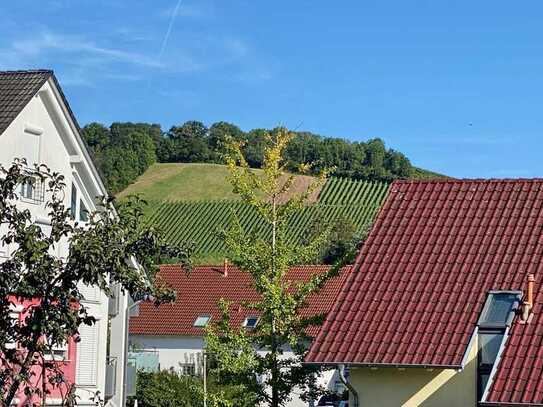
[305,179,543,405]
[129,264,350,338]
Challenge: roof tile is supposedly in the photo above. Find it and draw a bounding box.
[305,179,543,404]
[130,264,349,338]
[0,70,52,135]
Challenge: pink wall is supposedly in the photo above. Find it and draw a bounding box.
[6,297,78,406]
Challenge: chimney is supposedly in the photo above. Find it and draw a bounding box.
[520,274,535,323]
[223,258,228,277]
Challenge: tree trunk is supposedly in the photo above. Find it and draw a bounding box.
[4,349,35,407]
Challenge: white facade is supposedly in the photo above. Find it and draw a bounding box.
[0,75,129,407]
[130,334,340,407]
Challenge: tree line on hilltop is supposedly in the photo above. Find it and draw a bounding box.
[82,121,414,194]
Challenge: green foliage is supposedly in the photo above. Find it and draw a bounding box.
[143,177,388,263]
[130,370,256,407]
[205,128,344,406]
[152,120,428,182]
[0,160,191,406]
[84,119,444,197]
[310,216,371,264]
[82,122,160,193]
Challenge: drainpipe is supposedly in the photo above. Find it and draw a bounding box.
[338,364,359,407]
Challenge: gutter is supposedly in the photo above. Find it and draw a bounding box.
[304,361,462,370]
[338,364,359,407]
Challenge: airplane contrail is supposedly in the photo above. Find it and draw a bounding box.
[158,0,183,61]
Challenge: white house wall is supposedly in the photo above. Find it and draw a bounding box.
[0,79,110,406]
[130,334,337,407]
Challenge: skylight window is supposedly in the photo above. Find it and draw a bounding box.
[478,292,521,328]
[193,315,211,328]
[244,316,259,329]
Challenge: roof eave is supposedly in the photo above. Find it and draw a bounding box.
[303,361,463,370]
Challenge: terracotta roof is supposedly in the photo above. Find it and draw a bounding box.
[0,70,53,135]
[305,179,543,405]
[129,264,350,338]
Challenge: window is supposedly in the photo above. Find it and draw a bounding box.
[179,363,196,376]
[476,291,521,401]
[478,330,503,399]
[5,312,20,350]
[243,316,259,329]
[45,339,69,361]
[193,315,211,328]
[70,184,77,219]
[20,176,44,204]
[76,323,98,386]
[79,199,88,222]
[478,292,520,328]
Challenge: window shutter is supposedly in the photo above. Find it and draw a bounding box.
[78,282,100,302]
[20,131,40,166]
[76,323,99,386]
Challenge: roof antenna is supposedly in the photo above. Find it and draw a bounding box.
[223,258,228,277]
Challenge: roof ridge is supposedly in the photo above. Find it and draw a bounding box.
[392,178,543,185]
[0,69,53,75]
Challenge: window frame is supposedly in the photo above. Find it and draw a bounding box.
[243,316,259,329]
[476,291,522,402]
[70,183,77,219]
[193,315,211,328]
[19,172,45,204]
[477,291,522,329]
[71,172,94,225]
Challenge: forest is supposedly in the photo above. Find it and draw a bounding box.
[81,121,420,194]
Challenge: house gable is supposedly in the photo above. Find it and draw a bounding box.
[306,179,543,405]
[0,71,107,210]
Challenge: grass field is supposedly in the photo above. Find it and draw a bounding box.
[117,163,242,201]
[118,163,322,204]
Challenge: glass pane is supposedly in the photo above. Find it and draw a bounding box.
[479,293,518,326]
[194,316,210,327]
[478,373,490,400]
[71,185,77,219]
[79,199,88,222]
[245,317,258,328]
[479,332,503,366]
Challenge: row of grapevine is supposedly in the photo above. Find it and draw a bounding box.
[318,178,389,205]
[145,179,390,258]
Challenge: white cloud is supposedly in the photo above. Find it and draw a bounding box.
[11,32,166,68]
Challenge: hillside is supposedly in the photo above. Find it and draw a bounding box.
[118,162,443,264]
[130,168,390,263]
[117,163,322,203]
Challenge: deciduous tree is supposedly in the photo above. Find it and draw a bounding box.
[205,128,345,407]
[0,160,190,406]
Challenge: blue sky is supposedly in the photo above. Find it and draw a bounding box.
[1,0,541,178]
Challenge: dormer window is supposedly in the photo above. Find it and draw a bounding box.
[477,291,522,401]
[193,315,211,328]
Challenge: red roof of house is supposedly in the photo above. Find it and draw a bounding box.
[129,264,350,338]
[305,179,543,405]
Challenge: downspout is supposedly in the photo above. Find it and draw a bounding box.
[338,364,359,407]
